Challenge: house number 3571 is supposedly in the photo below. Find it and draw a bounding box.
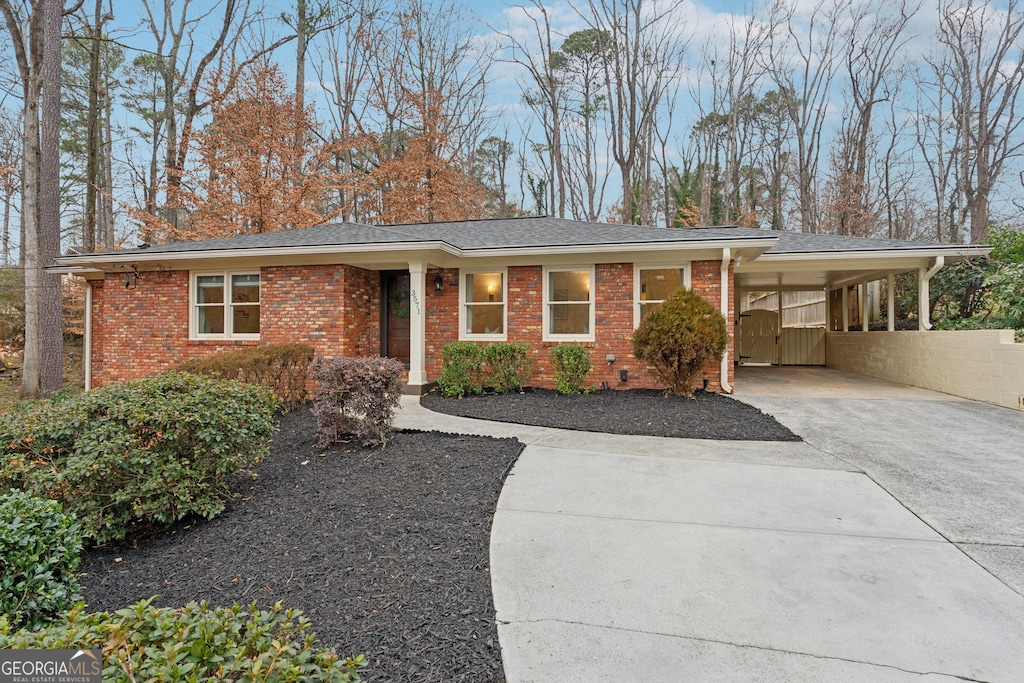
[410,289,420,316]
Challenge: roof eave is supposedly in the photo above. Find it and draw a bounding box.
[759,245,991,261]
[50,236,780,270]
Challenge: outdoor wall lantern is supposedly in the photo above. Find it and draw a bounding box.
[433,274,444,292]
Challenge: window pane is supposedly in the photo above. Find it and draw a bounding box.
[466,304,503,334]
[466,273,503,303]
[549,270,590,302]
[198,305,224,334]
[197,276,224,304]
[231,274,259,303]
[639,302,663,321]
[233,304,260,334]
[640,269,682,301]
[549,303,590,335]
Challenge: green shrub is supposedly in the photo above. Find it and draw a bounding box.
[632,287,727,397]
[310,356,404,448]
[0,373,279,545]
[481,343,533,393]
[175,343,315,411]
[0,490,83,631]
[438,342,483,397]
[0,599,364,682]
[549,344,593,395]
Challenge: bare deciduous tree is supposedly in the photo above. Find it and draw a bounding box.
[582,0,687,224]
[767,0,850,233]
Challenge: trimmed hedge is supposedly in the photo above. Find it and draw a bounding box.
[0,373,279,545]
[549,343,593,395]
[310,356,405,448]
[632,287,727,397]
[0,490,83,631]
[175,343,315,411]
[438,342,533,397]
[0,599,364,682]
[438,342,483,397]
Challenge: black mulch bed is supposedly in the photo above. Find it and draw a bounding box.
[422,387,801,441]
[79,407,523,683]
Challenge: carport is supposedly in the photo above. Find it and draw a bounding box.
[732,232,989,369]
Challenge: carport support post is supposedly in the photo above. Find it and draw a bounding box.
[861,283,869,332]
[407,262,428,387]
[918,256,944,331]
[841,286,849,332]
[887,275,895,332]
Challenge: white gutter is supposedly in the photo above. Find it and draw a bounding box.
[50,237,780,271]
[755,246,989,262]
[84,282,92,391]
[919,255,945,330]
[720,247,732,394]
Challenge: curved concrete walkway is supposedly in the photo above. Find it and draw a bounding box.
[396,385,1024,682]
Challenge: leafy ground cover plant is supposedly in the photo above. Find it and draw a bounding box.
[0,490,83,631]
[175,343,315,411]
[310,356,404,447]
[0,599,364,682]
[0,373,278,544]
[549,343,593,395]
[633,287,727,397]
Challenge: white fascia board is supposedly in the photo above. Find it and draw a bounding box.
[52,237,779,269]
[758,246,990,262]
[52,240,460,267]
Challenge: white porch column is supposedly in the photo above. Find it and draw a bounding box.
[841,286,849,332]
[407,262,428,386]
[860,283,869,332]
[84,280,93,391]
[918,257,944,331]
[887,274,895,332]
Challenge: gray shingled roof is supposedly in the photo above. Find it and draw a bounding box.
[95,217,775,258]
[762,230,971,254]
[70,216,971,260]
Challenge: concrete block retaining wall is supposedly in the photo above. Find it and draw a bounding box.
[825,330,1024,411]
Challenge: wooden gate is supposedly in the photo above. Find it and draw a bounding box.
[738,309,780,364]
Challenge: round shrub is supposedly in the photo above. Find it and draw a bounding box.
[632,287,727,397]
[549,343,593,395]
[0,373,279,545]
[0,599,364,682]
[0,490,83,631]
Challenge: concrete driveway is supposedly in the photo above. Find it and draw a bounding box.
[474,370,1024,682]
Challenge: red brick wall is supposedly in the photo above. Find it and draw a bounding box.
[471,261,732,392]
[90,259,735,392]
[91,264,381,387]
[425,267,460,378]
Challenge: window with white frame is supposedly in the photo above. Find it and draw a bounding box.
[635,266,689,325]
[544,267,594,340]
[193,272,260,338]
[461,271,506,339]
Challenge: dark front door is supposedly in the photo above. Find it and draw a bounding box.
[382,271,411,366]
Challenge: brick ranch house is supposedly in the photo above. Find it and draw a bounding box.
[51,217,987,393]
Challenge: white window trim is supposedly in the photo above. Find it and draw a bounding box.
[542,265,596,342]
[189,270,261,340]
[633,263,691,329]
[458,268,508,341]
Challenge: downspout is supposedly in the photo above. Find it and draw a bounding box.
[84,280,93,391]
[919,255,944,330]
[720,248,732,394]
